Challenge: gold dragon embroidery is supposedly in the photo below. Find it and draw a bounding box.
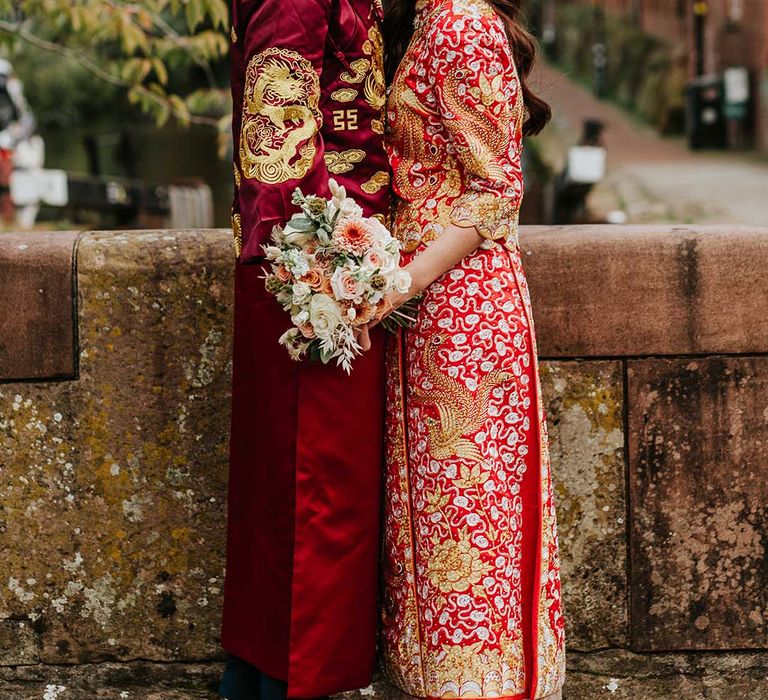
[239,48,322,184]
[363,25,386,134]
[412,335,512,465]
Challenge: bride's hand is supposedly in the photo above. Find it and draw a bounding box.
[369,286,415,329]
[354,324,372,352]
[370,222,485,330]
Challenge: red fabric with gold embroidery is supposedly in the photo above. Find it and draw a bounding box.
[223,1,389,696]
[382,2,566,698]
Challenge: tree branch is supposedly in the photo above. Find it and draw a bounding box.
[105,0,219,88]
[0,17,222,128]
[0,18,127,87]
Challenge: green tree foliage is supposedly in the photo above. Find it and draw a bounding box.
[0,0,230,142]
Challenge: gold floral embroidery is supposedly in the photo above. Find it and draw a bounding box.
[331,87,358,102]
[360,170,390,194]
[428,536,491,593]
[425,639,526,698]
[451,191,519,247]
[239,48,322,184]
[230,25,237,43]
[413,335,511,464]
[382,339,427,697]
[231,211,242,257]
[324,149,366,175]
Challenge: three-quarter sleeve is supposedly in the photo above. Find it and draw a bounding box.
[427,12,525,244]
[233,0,332,261]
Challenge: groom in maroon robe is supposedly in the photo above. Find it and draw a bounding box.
[220,1,390,698]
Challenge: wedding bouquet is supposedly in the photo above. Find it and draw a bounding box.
[263,179,417,373]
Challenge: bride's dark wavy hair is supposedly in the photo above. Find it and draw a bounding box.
[383,0,551,135]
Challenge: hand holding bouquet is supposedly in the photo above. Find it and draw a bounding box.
[263,179,418,373]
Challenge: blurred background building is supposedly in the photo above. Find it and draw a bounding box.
[536,0,768,151]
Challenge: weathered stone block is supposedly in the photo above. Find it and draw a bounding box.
[0,618,39,665]
[521,226,768,357]
[0,231,79,380]
[0,230,234,663]
[564,649,768,700]
[0,661,222,699]
[540,361,628,649]
[628,358,768,650]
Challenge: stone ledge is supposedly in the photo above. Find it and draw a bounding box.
[0,231,80,381]
[520,225,768,357]
[4,651,768,700]
[3,225,767,376]
[0,660,222,699]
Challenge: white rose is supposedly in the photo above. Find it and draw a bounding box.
[368,217,393,245]
[339,198,364,219]
[309,294,343,340]
[330,266,362,301]
[366,246,396,274]
[291,281,312,304]
[374,248,398,277]
[393,269,412,294]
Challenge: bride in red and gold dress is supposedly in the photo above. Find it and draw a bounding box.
[374,1,566,698]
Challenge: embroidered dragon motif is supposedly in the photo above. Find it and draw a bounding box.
[412,334,512,465]
[240,48,322,184]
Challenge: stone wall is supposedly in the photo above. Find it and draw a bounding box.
[1,227,767,699]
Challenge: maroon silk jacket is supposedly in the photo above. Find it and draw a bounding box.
[230,0,389,260]
[223,1,389,697]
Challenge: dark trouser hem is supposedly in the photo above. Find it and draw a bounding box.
[219,655,329,700]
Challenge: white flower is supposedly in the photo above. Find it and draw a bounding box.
[328,178,363,220]
[368,217,393,245]
[279,327,311,361]
[309,294,343,340]
[281,248,310,277]
[270,225,286,245]
[291,309,310,326]
[291,281,312,304]
[283,227,314,246]
[328,178,345,201]
[330,266,362,301]
[279,328,301,345]
[393,269,412,294]
[364,245,397,274]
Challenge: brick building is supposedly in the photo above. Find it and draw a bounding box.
[559,0,768,149]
